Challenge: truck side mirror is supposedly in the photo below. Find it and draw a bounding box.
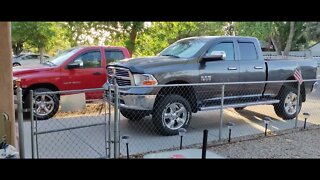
[202,51,226,62]
[67,60,83,69]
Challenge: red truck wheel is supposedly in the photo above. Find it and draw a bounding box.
[24,88,59,120]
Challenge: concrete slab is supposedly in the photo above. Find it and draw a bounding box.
[143,149,224,159]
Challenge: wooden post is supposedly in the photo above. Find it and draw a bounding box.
[0,22,17,146]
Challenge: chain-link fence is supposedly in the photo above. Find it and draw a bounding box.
[16,79,320,158]
[111,79,320,157]
[28,88,112,158]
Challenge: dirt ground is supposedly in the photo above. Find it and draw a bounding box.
[207,125,320,158]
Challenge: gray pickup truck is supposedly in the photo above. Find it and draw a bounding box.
[105,36,318,135]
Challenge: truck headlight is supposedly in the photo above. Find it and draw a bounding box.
[133,74,158,86]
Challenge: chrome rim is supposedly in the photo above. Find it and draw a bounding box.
[284,92,298,115]
[34,95,55,116]
[162,102,187,130]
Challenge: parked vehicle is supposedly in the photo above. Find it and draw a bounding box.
[104,36,318,135]
[13,46,130,120]
[12,53,50,67]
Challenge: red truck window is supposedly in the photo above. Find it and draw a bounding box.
[105,50,125,64]
[70,51,101,68]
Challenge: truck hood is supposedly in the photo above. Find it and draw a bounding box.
[13,64,55,76]
[109,56,189,73]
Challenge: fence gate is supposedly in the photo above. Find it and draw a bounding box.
[27,88,113,158]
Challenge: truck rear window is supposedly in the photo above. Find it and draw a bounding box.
[105,50,125,64]
[239,42,258,60]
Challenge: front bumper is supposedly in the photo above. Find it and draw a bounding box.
[119,94,156,110]
[103,83,156,110]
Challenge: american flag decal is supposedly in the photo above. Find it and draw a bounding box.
[294,68,303,85]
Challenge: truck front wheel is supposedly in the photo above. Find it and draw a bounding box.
[120,109,148,121]
[24,88,59,120]
[153,95,192,136]
[274,86,302,120]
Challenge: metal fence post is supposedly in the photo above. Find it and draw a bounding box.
[103,91,108,159]
[295,82,301,128]
[108,87,112,159]
[29,90,35,159]
[16,88,25,159]
[114,85,120,159]
[219,84,225,141]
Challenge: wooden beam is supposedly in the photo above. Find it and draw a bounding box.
[0,22,17,146]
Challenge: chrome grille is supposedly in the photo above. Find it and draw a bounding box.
[116,69,129,77]
[107,67,133,86]
[116,79,131,86]
[107,77,113,84]
[107,68,113,74]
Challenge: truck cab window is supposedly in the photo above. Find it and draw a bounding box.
[105,50,125,64]
[239,42,258,60]
[206,42,235,60]
[71,51,101,68]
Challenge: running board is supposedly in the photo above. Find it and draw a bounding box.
[199,99,280,111]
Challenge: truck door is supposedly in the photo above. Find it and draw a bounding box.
[199,41,240,100]
[237,41,266,96]
[62,49,106,99]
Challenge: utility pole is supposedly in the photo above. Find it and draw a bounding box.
[0,22,17,147]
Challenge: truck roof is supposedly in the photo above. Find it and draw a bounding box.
[75,45,128,50]
[180,36,258,41]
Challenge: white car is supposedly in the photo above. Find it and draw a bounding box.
[12,53,50,67]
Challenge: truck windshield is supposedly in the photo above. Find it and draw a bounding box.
[45,48,80,66]
[159,39,209,58]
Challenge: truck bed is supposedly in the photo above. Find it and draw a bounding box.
[264,58,317,97]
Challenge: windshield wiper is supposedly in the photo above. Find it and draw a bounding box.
[161,54,181,58]
[44,61,56,66]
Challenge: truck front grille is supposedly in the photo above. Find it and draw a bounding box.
[107,67,133,86]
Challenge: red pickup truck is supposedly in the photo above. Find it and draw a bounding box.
[13,46,130,120]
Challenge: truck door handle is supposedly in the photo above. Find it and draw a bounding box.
[228,67,237,70]
[93,72,102,75]
[254,66,263,69]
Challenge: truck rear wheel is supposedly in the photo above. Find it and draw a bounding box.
[120,109,148,121]
[24,88,59,120]
[274,86,302,120]
[153,95,192,136]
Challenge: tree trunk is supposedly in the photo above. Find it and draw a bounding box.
[270,36,281,55]
[39,47,44,64]
[12,42,23,55]
[283,22,295,56]
[128,25,138,56]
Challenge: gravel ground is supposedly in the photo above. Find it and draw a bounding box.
[208,125,320,158]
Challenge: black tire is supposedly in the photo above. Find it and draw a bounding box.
[13,63,21,67]
[274,86,302,120]
[234,107,246,111]
[152,95,192,136]
[24,88,59,120]
[120,109,148,121]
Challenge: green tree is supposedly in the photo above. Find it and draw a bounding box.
[11,22,29,55]
[11,22,61,62]
[25,22,57,63]
[135,22,224,56]
[235,22,308,56]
